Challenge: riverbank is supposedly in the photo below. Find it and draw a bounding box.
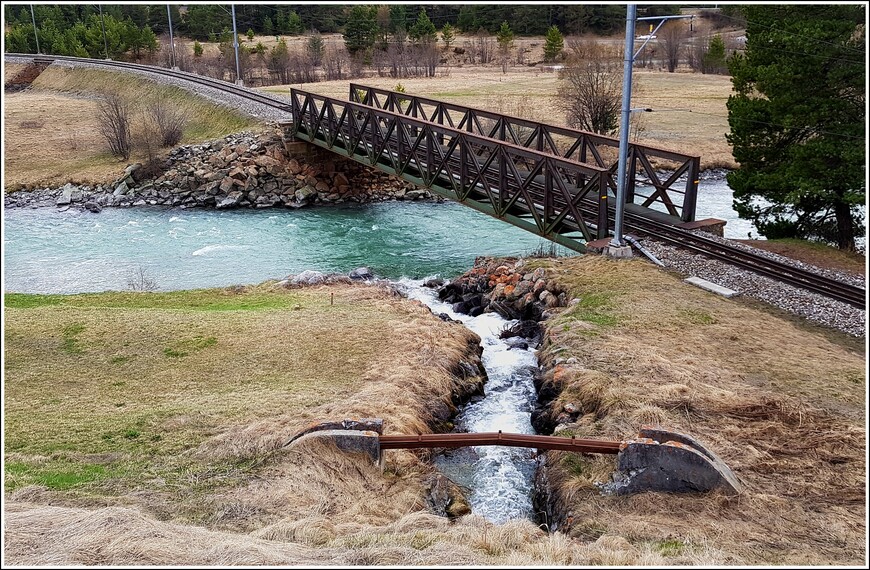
[4,129,436,211]
[442,254,865,565]
[4,255,865,565]
[5,280,490,564]
[4,275,731,566]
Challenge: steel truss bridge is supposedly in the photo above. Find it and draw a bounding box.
[289,85,701,252]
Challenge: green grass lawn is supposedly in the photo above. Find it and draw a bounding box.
[3,284,403,499]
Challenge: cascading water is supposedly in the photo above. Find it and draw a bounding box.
[399,278,540,524]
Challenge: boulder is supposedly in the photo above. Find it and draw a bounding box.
[216,191,242,209]
[291,270,326,285]
[219,177,235,193]
[83,201,102,213]
[56,183,75,206]
[295,185,317,203]
[113,181,129,196]
[349,267,374,281]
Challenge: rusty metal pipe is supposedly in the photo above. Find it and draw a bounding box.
[378,432,621,454]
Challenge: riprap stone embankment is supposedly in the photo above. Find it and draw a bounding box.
[5,129,437,211]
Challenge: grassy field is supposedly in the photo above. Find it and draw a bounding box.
[4,280,735,566]
[529,255,865,565]
[4,283,481,503]
[3,66,258,190]
[737,238,866,277]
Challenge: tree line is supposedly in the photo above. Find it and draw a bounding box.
[4,4,685,50]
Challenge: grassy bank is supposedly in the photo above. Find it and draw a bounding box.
[4,283,484,525]
[532,255,865,565]
[4,66,259,190]
[737,238,865,277]
[4,280,718,565]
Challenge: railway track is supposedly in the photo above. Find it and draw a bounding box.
[9,53,865,309]
[22,53,291,110]
[619,213,866,308]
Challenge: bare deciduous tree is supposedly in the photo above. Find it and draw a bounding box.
[323,46,349,80]
[148,93,188,147]
[289,51,316,84]
[97,91,131,159]
[464,30,494,64]
[134,107,162,177]
[555,39,629,135]
[127,265,158,291]
[659,22,688,72]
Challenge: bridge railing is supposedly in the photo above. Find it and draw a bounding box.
[350,83,701,222]
[290,88,614,245]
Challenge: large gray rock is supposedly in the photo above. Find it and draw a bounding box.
[291,270,326,285]
[216,191,242,209]
[113,181,129,196]
[295,185,317,203]
[56,183,75,206]
[83,201,102,213]
[349,267,374,281]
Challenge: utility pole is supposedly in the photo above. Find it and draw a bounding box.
[608,4,637,256]
[30,4,41,54]
[231,4,242,85]
[99,5,109,59]
[609,9,697,257]
[167,4,177,69]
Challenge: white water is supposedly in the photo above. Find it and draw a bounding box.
[399,278,539,524]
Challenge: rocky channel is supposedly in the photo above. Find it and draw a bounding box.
[427,256,579,528]
[4,129,440,211]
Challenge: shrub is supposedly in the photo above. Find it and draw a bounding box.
[97,91,131,159]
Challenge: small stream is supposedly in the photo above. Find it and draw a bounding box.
[400,279,539,524]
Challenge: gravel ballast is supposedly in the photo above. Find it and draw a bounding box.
[636,235,866,338]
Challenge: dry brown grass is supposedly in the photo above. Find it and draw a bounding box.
[3,66,258,190]
[3,278,756,566]
[3,499,729,565]
[3,283,487,560]
[531,255,865,565]
[736,238,866,278]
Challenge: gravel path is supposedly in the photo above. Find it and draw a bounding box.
[5,55,291,123]
[636,234,866,337]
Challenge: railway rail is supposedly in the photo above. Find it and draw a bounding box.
[8,53,865,309]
